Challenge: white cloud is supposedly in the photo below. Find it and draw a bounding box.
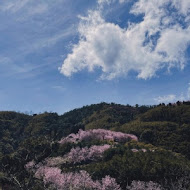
[0,0,30,13]
[60,0,190,80]
[154,94,176,104]
[0,0,48,16]
[26,3,48,16]
[21,27,76,55]
[187,83,190,99]
[0,55,32,76]
[172,0,190,16]
[52,85,66,91]
[0,56,11,64]
[154,83,190,104]
[98,0,127,5]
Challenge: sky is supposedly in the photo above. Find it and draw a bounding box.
[0,0,190,114]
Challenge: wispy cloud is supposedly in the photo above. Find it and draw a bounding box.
[20,26,76,55]
[0,0,79,78]
[52,85,66,91]
[0,55,37,77]
[154,94,176,104]
[0,0,48,16]
[187,83,190,99]
[0,56,11,64]
[0,0,30,13]
[154,83,190,104]
[98,0,127,5]
[60,0,190,80]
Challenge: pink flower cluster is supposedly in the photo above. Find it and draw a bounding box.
[127,181,162,190]
[65,144,111,164]
[59,129,138,145]
[35,166,121,190]
[131,149,147,153]
[45,144,111,166]
[25,160,36,172]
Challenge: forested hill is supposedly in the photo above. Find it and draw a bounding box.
[0,102,190,189]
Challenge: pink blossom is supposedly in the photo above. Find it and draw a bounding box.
[131,149,139,152]
[44,145,111,167]
[65,144,111,164]
[25,160,35,171]
[141,149,147,153]
[127,181,162,190]
[59,129,138,145]
[34,166,121,190]
[131,149,148,153]
[101,176,121,190]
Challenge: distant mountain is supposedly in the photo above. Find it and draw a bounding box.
[0,102,190,189]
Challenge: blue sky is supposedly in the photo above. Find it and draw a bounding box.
[0,0,190,114]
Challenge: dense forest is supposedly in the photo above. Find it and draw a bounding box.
[0,101,190,189]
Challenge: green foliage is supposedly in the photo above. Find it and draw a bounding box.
[86,144,190,189]
[84,104,139,130]
[140,104,190,124]
[116,120,190,159]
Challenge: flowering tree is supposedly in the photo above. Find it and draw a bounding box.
[65,144,111,164]
[101,175,121,190]
[45,144,111,166]
[127,181,163,190]
[24,130,143,189]
[59,129,138,145]
[34,166,121,190]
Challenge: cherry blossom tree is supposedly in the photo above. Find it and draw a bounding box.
[59,129,138,145]
[34,166,121,190]
[127,181,163,190]
[44,144,111,166]
[101,175,121,190]
[65,144,111,164]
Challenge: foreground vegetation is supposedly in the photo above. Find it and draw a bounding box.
[0,102,190,189]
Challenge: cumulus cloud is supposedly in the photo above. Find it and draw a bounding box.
[172,0,190,16]
[60,0,190,80]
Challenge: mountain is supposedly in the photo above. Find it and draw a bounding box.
[0,102,190,189]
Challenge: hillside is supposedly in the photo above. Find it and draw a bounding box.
[0,102,190,189]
